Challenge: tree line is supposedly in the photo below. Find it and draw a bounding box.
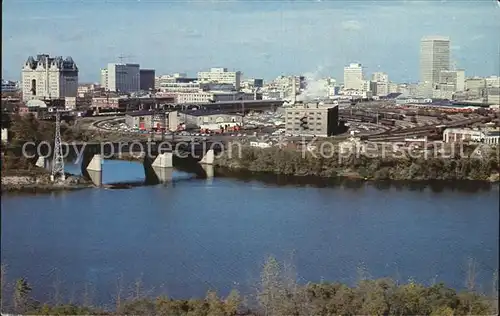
[1,257,497,315]
[215,145,500,182]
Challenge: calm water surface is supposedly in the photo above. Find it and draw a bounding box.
[1,160,499,306]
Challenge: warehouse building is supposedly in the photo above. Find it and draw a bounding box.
[180,109,243,129]
[443,127,500,145]
[125,110,179,131]
[284,103,339,137]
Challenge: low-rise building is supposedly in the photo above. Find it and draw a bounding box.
[1,80,19,93]
[77,83,100,97]
[91,95,176,111]
[197,67,241,90]
[65,97,77,110]
[443,127,500,145]
[125,110,178,131]
[284,103,339,137]
[180,109,243,128]
[174,91,256,104]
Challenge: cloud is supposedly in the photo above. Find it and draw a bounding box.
[341,20,362,31]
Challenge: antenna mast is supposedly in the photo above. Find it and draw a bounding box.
[117,54,134,63]
[51,111,65,182]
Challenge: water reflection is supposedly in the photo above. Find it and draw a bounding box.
[217,169,498,193]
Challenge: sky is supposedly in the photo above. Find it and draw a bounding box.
[2,0,500,83]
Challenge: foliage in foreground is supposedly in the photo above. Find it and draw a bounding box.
[1,258,497,316]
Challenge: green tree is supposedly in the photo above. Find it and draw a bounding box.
[13,277,32,313]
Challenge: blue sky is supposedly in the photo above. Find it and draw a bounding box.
[2,0,499,83]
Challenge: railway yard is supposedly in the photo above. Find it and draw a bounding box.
[82,100,498,145]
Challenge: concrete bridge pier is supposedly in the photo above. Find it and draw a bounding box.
[199,149,215,165]
[86,154,103,187]
[35,156,47,169]
[200,149,214,183]
[151,152,174,184]
[152,166,173,183]
[201,164,214,184]
[152,153,173,168]
[144,152,174,185]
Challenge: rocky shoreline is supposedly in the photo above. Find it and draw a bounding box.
[1,173,93,194]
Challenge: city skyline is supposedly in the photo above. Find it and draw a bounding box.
[2,0,500,82]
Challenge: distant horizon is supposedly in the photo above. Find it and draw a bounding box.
[3,0,499,83]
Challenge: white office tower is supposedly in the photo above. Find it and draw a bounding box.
[101,63,140,93]
[485,76,500,88]
[22,54,78,101]
[197,67,241,90]
[371,72,389,96]
[439,69,465,92]
[291,76,297,104]
[420,36,450,97]
[372,72,388,83]
[343,63,364,91]
[100,68,108,88]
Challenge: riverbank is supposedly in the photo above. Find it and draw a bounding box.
[1,171,93,194]
[214,145,500,182]
[109,150,500,185]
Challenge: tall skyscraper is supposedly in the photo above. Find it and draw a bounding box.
[420,36,450,86]
[343,63,364,91]
[21,54,78,101]
[139,69,156,91]
[101,63,140,93]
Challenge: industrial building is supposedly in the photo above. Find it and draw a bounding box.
[91,95,176,111]
[183,99,284,114]
[22,54,78,101]
[125,110,179,131]
[284,103,339,137]
[180,109,243,129]
[101,63,140,93]
[174,91,257,104]
[443,127,500,145]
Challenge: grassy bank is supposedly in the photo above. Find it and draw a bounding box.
[1,258,497,315]
[214,145,500,182]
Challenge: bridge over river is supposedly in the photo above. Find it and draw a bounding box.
[6,140,227,187]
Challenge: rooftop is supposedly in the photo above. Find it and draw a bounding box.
[24,54,78,71]
[180,109,243,117]
[421,35,450,41]
[386,92,403,99]
[125,110,154,117]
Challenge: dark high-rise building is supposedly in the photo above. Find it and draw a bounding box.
[140,69,155,91]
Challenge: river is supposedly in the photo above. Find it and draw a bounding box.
[1,160,499,308]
